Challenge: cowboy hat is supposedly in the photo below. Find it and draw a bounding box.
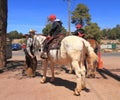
[29,29,36,33]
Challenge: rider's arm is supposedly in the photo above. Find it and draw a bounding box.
[49,21,58,36]
[73,30,79,36]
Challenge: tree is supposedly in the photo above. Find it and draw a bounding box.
[42,24,52,36]
[7,30,23,40]
[84,23,102,43]
[101,24,120,40]
[101,28,109,39]
[114,25,120,39]
[42,24,67,36]
[71,3,91,26]
[0,0,7,68]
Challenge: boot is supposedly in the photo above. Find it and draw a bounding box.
[40,52,48,59]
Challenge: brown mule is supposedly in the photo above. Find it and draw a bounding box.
[86,38,98,78]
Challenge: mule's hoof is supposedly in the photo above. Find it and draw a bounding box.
[82,84,86,90]
[74,88,81,96]
[86,76,89,78]
[30,73,36,77]
[86,75,90,78]
[40,77,46,84]
[91,74,95,78]
[74,92,80,96]
[68,70,73,74]
[86,74,95,78]
[31,75,35,78]
[40,80,45,84]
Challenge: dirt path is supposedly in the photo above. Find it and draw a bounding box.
[0,53,120,100]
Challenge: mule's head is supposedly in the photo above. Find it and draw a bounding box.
[33,35,46,53]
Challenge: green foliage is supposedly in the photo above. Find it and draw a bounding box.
[7,30,23,40]
[101,24,120,40]
[71,3,91,25]
[42,24,67,36]
[61,27,68,36]
[42,24,52,36]
[84,23,102,43]
[101,29,109,39]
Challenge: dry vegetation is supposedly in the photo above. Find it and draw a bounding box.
[12,39,25,44]
[101,39,120,44]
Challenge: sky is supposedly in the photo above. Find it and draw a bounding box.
[7,0,120,34]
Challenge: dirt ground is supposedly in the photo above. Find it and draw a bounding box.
[0,51,120,100]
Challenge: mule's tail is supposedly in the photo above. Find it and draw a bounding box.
[82,38,98,62]
[60,39,67,59]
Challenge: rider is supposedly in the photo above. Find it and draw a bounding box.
[73,23,85,38]
[41,14,63,59]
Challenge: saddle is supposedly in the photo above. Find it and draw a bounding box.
[49,34,64,50]
[43,34,64,51]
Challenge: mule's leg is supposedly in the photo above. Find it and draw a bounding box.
[69,63,74,74]
[80,64,86,90]
[89,50,98,78]
[50,62,55,82]
[40,60,48,83]
[91,60,97,78]
[86,56,92,78]
[71,60,82,96]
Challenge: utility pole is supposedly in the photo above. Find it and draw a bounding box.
[0,0,8,68]
[67,0,71,35]
[63,0,71,35]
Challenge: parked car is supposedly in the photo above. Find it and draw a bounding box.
[12,43,22,50]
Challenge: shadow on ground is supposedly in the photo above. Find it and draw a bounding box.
[44,76,90,93]
[6,60,25,71]
[97,68,120,81]
[0,60,43,78]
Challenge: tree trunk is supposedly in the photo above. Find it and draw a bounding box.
[0,0,8,68]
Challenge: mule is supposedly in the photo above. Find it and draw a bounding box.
[86,38,99,78]
[33,35,98,96]
[63,38,99,78]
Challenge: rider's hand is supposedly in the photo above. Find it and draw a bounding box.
[79,34,84,37]
[47,35,51,39]
[78,32,85,37]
